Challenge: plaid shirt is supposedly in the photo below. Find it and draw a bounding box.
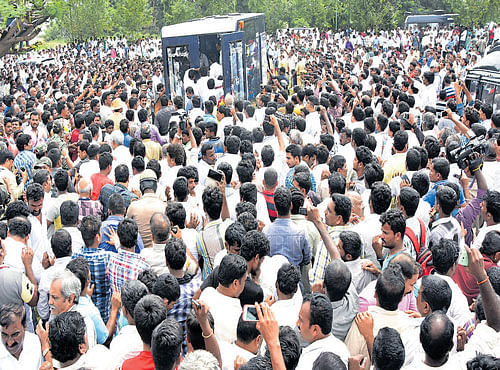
[72,247,112,322]
[168,273,202,325]
[78,197,103,225]
[107,249,149,291]
[310,224,352,284]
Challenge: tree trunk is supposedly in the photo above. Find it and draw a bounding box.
[0,16,49,58]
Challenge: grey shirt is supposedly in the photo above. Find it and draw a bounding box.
[331,283,360,341]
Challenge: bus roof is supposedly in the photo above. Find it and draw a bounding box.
[161,13,263,38]
[404,14,455,25]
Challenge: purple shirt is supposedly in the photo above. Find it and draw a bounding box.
[134,123,168,145]
[456,188,486,246]
[359,280,418,313]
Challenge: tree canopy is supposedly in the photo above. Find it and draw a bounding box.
[0,0,498,57]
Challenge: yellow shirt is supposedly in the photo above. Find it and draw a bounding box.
[383,152,407,184]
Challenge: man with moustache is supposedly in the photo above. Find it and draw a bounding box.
[0,303,43,370]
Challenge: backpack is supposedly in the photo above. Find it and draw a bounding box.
[405,218,433,276]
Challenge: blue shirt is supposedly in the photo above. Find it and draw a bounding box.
[285,166,317,192]
[77,296,109,344]
[99,215,144,253]
[13,150,36,182]
[123,133,132,148]
[423,180,465,208]
[72,248,112,322]
[263,218,312,267]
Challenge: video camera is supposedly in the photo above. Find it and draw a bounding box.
[449,135,489,172]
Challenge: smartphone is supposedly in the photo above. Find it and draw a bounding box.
[193,300,201,310]
[242,305,259,322]
[207,169,223,182]
[299,207,308,216]
[458,249,469,267]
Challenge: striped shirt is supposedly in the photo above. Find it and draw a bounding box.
[262,190,277,222]
[13,150,36,182]
[196,219,229,280]
[310,224,352,284]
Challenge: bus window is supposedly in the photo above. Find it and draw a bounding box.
[229,40,245,100]
[166,46,191,99]
[243,18,262,100]
[482,83,495,107]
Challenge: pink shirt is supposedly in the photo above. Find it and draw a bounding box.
[359,280,418,313]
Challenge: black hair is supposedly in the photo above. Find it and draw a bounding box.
[66,257,89,294]
[352,127,367,147]
[108,193,125,215]
[421,275,452,313]
[240,230,270,262]
[217,162,233,184]
[121,280,149,319]
[165,202,185,230]
[406,148,421,171]
[225,222,246,248]
[480,231,500,257]
[370,182,392,215]
[393,130,408,151]
[236,160,254,184]
[372,327,405,370]
[235,201,257,218]
[151,318,184,370]
[26,182,44,202]
[420,311,454,361]
[53,168,69,191]
[436,185,457,216]
[237,212,258,232]
[49,311,86,363]
[399,187,420,217]
[285,144,301,159]
[186,309,215,351]
[331,193,351,224]
[324,259,352,301]
[8,216,31,238]
[380,209,406,239]
[165,238,186,270]
[375,264,405,310]
[432,157,450,180]
[326,172,345,195]
[312,352,346,370]
[364,162,384,189]
[261,145,275,167]
[60,200,79,226]
[484,190,500,223]
[202,186,223,220]
[240,182,258,205]
[294,171,312,193]
[264,326,301,370]
[137,269,158,293]
[430,239,459,275]
[152,273,181,304]
[236,314,260,344]
[340,231,362,260]
[411,171,430,197]
[274,186,292,217]
[276,263,300,296]
[218,254,248,288]
[117,218,138,249]
[114,164,130,183]
[466,353,500,370]
[51,229,72,258]
[135,295,168,346]
[303,293,332,335]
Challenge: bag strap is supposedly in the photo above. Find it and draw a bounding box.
[405,226,421,255]
[418,218,426,250]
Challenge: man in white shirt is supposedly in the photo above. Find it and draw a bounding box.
[199,254,247,343]
[304,96,322,138]
[37,229,72,322]
[220,316,261,370]
[47,270,97,348]
[3,216,44,282]
[108,280,148,368]
[429,239,472,328]
[472,190,500,249]
[296,293,350,369]
[0,303,43,370]
[271,263,302,328]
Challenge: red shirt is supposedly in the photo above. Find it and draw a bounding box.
[90,173,113,201]
[452,254,496,305]
[121,351,155,370]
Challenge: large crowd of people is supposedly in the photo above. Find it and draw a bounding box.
[0,21,499,370]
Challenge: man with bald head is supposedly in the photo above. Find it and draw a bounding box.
[140,212,171,275]
[77,178,103,225]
